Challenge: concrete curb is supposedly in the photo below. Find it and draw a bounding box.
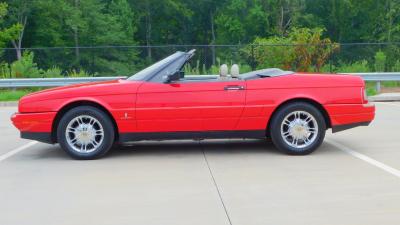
[0,101,18,107]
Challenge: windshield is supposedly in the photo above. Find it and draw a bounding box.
[128,52,185,81]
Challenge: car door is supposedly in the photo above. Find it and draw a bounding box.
[196,80,246,131]
[136,81,203,132]
[135,79,246,133]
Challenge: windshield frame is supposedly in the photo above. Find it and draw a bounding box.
[127,50,195,82]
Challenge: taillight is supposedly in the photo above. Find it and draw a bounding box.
[362,87,368,103]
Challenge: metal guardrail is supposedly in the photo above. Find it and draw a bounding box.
[339,73,400,92]
[339,72,400,81]
[1,73,399,92]
[0,77,127,88]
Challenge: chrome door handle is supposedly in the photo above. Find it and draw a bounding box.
[224,85,245,91]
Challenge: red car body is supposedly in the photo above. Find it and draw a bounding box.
[11,72,374,142]
[11,50,375,159]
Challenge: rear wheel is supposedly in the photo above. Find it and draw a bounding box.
[269,102,326,155]
[57,106,115,159]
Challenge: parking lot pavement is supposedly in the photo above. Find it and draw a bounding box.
[326,102,400,170]
[0,107,33,155]
[0,102,400,225]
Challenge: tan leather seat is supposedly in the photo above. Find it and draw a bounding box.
[231,64,239,78]
[220,64,228,79]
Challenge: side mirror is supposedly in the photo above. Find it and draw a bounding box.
[163,70,184,83]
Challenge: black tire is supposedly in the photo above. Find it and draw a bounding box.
[57,106,115,160]
[269,102,326,155]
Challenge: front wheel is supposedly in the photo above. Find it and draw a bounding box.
[57,106,115,160]
[269,102,326,155]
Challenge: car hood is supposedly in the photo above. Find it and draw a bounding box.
[20,79,142,104]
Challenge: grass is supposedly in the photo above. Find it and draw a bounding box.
[365,81,400,96]
[366,87,377,96]
[381,81,400,87]
[365,82,378,96]
[0,89,35,101]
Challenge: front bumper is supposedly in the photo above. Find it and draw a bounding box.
[11,111,56,132]
[325,103,375,132]
[11,112,57,143]
[20,132,53,143]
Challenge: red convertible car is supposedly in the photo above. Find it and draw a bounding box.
[11,50,375,159]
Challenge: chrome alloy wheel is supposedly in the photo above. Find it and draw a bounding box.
[280,111,318,149]
[65,115,104,153]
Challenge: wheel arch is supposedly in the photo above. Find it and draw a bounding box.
[266,98,331,135]
[51,100,119,143]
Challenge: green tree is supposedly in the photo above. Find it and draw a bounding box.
[2,0,400,77]
[5,0,31,60]
[132,0,192,60]
[29,0,140,75]
[214,0,270,44]
[0,2,21,50]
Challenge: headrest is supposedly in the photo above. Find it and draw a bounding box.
[231,64,239,78]
[220,64,228,77]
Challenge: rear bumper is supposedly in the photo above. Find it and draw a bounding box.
[332,121,371,133]
[325,103,375,132]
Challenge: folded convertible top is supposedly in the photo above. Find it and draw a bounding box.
[240,68,294,80]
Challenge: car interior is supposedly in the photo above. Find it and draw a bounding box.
[181,63,294,83]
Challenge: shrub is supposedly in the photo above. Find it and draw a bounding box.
[244,27,339,72]
[246,36,295,70]
[319,64,336,73]
[374,50,386,72]
[336,60,371,73]
[184,60,201,75]
[0,62,11,78]
[10,51,42,78]
[392,60,400,72]
[43,66,63,78]
[208,65,220,74]
[66,69,92,77]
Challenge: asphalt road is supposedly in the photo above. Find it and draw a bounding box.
[0,102,400,225]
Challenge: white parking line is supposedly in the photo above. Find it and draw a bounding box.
[0,141,38,162]
[326,139,400,178]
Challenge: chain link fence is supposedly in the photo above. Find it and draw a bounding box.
[0,43,399,78]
